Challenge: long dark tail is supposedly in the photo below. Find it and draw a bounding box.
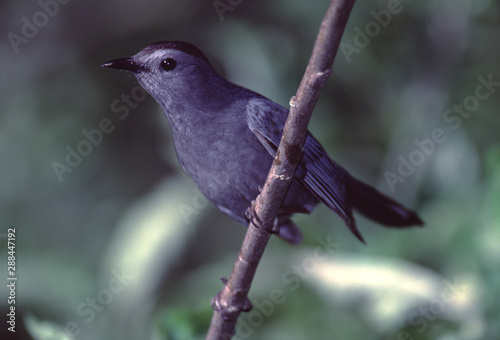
[346,176,424,227]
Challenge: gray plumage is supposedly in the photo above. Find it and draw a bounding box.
[103,41,423,244]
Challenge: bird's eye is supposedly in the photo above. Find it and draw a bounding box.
[161,58,177,71]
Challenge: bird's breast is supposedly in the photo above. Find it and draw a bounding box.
[168,112,272,209]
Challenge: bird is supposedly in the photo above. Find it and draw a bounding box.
[103,41,423,244]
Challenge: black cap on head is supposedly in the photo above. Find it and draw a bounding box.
[143,41,210,64]
[102,41,210,72]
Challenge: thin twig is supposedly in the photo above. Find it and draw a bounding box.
[206,1,357,338]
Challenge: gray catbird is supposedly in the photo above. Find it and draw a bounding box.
[103,41,423,244]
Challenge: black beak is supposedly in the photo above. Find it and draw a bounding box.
[102,58,145,73]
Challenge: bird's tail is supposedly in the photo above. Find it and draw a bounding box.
[346,176,423,227]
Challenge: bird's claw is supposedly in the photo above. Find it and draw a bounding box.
[245,201,280,235]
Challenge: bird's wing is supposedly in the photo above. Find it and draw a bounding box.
[246,97,364,242]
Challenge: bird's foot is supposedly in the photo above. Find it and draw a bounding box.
[245,200,280,235]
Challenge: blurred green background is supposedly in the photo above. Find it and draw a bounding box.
[1,0,499,339]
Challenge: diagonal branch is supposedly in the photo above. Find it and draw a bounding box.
[206,1,357,338]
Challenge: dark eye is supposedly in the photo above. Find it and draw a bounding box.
[161,58,177,71]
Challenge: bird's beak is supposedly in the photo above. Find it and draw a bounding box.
[102,58,145,73]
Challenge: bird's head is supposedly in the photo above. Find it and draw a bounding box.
[103,41,221,110]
